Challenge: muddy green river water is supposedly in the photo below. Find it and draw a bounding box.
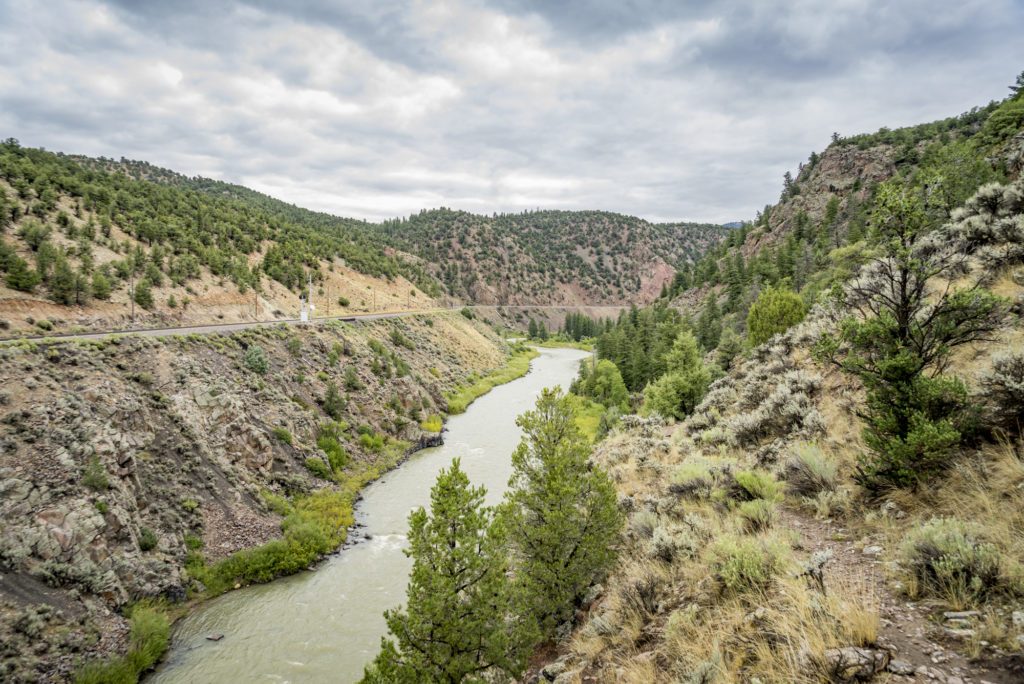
[148,346,589,683]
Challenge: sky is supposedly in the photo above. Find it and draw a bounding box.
[1,1,1022,225]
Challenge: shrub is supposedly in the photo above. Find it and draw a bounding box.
[460,306,474,319]
[747,285,806,347]
[328,342,344,366]
[244,345,269,375]
[368,339,386,355]
[138,527,158,552]
[729,469,783,502]
[337,296,350,307]
[185,535,203,550]
[271,427,293,445]
[359,431,384,452]
[710,535,787,595]
[428,367,440,378]
[287,336,301,357]
[390,328,415,350]
[82,455,109,492]
[902,517,1002,606]
[980,350,1024,435]
[649,524,697,563]
[668,462,713,499]
[738,499,777,533]
[35,319,53,331]
[344,365,363,390]
[322,381,345,420]
[783,443,838,496]
[305,457,332,480]
[317,429,349,472]
[420,414,443,432]
[93,500,108,515]
[73,603,170,684]
[803,489,852,520]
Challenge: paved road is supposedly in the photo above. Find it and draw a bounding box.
[11,304,629,342]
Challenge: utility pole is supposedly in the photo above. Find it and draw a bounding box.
[130,267,135,326]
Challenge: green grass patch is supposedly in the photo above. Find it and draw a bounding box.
[445,348,539,414]
[73,602,170,684]
[572,397,605,442]
[420,414,443,432]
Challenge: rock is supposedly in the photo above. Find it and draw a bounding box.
[206,633,224,641]
[553,671,580,684]
[944,611,982,620]
[1012,610,1024,629]
[887,659,916,675]
[862,545,884,556]
[822,647,889,680]
[944,628,975,639]
[541,656,570,680]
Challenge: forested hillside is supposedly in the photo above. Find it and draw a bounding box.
[378,209,729,305]
[0,146,729,335]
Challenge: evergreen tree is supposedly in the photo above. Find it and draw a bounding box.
[499,388,622,634]
[527,318,538,339]
[364,459,532,683]
[4,257,40,292]
[91,272,112,300]
[642,331,711,420]
[133,279,154,309]
[49,256,76,305]
[747,285,806,347]
[816,181,1006,488]
[696,293,722,351]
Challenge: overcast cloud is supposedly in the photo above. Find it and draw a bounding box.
[1,0,1022,224]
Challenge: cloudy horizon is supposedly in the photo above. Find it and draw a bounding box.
[1,0,1022,225]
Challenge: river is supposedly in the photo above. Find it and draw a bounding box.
[149,345,589,683]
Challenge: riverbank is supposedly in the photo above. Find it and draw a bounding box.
[445,344,539,413]
[104,342,542,683]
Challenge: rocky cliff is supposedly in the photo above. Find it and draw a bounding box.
[0,312,507,681]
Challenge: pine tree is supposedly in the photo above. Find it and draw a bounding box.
[499,388,622,634]
[4,257,40,292]
[48,256,76,304]
[363,459,532,683]
[696,293,722,351]
[133,279,154,309]
[642,331,711,420]
[816,181,1007,488]
[91,272,112,300]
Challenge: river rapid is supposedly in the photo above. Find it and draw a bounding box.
[149,346,589,683]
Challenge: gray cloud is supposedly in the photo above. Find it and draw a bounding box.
[1,0,1022,225]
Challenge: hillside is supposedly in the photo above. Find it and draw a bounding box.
[0,147,728,338]
[511,79,1024,683]
[0,312,512,682]
[377,209,729,305]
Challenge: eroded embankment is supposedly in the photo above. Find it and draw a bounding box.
[0,312,510,682]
